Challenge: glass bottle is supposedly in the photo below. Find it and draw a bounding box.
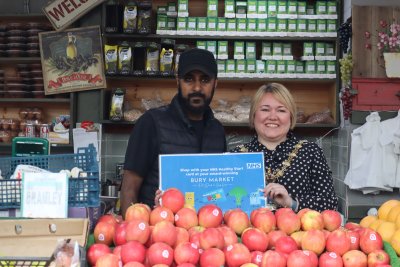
[66,32,77,59]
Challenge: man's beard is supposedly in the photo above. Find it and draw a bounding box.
[178,84,215,116]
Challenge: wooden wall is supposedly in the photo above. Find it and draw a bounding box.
[352,5,400,78]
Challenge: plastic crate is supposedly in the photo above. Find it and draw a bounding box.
[0,144,99,209]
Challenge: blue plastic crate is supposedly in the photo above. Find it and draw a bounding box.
[0,144,100,209]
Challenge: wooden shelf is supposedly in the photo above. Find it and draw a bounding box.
[0,57,41,63]
[0,98,70,103]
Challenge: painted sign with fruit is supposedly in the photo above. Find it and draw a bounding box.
[159,153,266,215]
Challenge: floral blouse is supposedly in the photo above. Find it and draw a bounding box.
[231,132,338,212]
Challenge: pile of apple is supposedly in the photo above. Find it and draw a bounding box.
[87,188,390,267]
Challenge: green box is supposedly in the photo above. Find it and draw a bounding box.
[247,0,257,15]
[268,0,278,17]
[287,1,297,14]
[257,1,268,17]
[207,41,217,56]
[236,59,246,73]
[307,19,317,32]
[277,19,287,32]
[246,42,256,59]
[306,3,315,15]
[273,42,283,55]
[234,41,245,59]
[218,41,229,59]
[267,17,278,32]
[217,18,227,31]
[167,17,176,30]
[237,18,247,31]
[247,18,257,31]
[276,60,286,73]
[283,43,292,56]
[187,17,197,31]
[227,18,237,31]
[256,60,266,73]
[157,15,168,30]
[315,42,325,56]
[326,43,335,56]
[303,42,314,56]
[305,61,316,73]
[296,61,304,73]
[297,1,306,14]
[236,1,247,18]
[277,1,287,15]
[225,0,235,17]
[226,59,236,73]
[246,59,256,73]
[157,6,167,15]
[316,1,327,15]
[207,17,217,31]
[287,60,296,73]
[207,0,218,17]
[257,19,267,32]
[297,19,307,32]
[317,19,327,32]
[317,61,326,73]
[266,60,277,73]
[326,61,336,74]
[287,19,297,32]
[167,2,177,17]
[178,0,188,16]
[327,1,337,14]
[217,60,226,73]
[196,40,207,50]
[327,19,337,32]
[177,17,187,31]
[197,17,207,31]
[262,42,273,57]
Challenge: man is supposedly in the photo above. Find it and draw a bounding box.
[121,48,226,217]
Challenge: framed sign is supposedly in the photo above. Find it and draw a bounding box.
[160,153,266,215]
[39,26,106,95]
[43,0,106,31]
[21,172,69,218]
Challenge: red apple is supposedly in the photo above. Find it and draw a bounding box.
[123,262,146,267]
[176,264,197,267]
[125,203,151,223]
[161,188,185,213]
[290,230,305,249]
[174,226,190,248]
[200,248,225,267]
[344,222,361,231]
[367,249,390,267]
[287,250,312,267]
[297,208,312,219]
[359,228,383,254]
[175,207,199,230]
[301,229,326,255]
[121,240,146,264]
[96,253,120,267]
[300,210,324,231]
[218,225,238,246]
[224,243,251,267]
[319,251,344,267]
[326,228,351,256]
[260,250,286,267]
[146,242,174,266]
[86,243,112,266]
[125,218,151,244]
[241,227,269,252]
[112,245,122,260]
[347,230,360,250]
[322,210,342,231]
[94,221,116,246]
[97,214,118,225]
[188,225,205,248]
[199,227,225,250]
[113,221,128,246]
[302,250,318,267]
[276,209,301,235]
[342,250,367,267]
[198,204,223,228]
[152,220,177,247]
[267,230,287,249]
[275,207,293,220]
[225,208,250,235]
[250,207,276,234]
[275,236,298,255]
[250,250,263,266]
[174,242,200,265]
[150,206,175,225]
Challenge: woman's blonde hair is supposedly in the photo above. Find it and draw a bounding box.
[249,83,297,129]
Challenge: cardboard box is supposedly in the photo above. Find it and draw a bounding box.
[0,218,88,258]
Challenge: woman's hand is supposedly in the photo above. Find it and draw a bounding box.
[154,189,163,208]
[264,183,292,208]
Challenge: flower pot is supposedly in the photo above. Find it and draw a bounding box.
[383,52,400,78]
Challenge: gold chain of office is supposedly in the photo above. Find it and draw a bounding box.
[265,140,307,183]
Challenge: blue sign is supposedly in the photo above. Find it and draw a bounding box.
[159,152,266,215]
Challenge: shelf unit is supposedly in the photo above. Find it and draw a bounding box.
[100,0,341,129]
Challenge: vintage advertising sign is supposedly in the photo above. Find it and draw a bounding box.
[39,26,106,95]
[159,153,267,215]
[21,172,69,218]
[43,0,106,31]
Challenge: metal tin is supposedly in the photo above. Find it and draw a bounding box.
[25,123,35,137]
[39,124,49,138]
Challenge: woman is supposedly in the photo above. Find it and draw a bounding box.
[231,83,338,212]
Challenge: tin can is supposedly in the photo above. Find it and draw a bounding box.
[39,124,49,138]
[25,123,35,137]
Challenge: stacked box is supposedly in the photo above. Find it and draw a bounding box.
[305,61,316,73]
[225,0,235,17]
[237,18,247,31]
[256,60,266,73]
[247,0,258,17]
[317,61,326,73]
[277,18,287,32]
[247,18,257,31]
[257,1,268,18]
[167,17,176,30]
[257,19,267,32]
[327,1,337,14]
[303,42,314,56]
[277,60,286,73]
[217,60,226,73]
[226,59,236,73]
[316,1,327,15]
[207,0,218,17]
[268,17,278,31]
[217,18,227,31]
[236,59,246,73]
[268,0,278,17]
[283,43,292,56]
[326,43,335,56]
[288,19,297,32]
[273,42,283,56]
[297,19,307,32]
[327,19,337,32]
[266,60,277,73]
[317,19,327,32]
[307,19,317,32]
[287,60,296,73]
[236,1,247,18]
[287,1,297,14]
[326,61,336,74]
[277,1,287,15]
[306,3,315,15]
[187,17,197,31]
[227,18,237,31]
[207,17,217,31]
[234,41,245,59]
[178,0,189,17]
[218,41,229,59]
[246,42,256,59]
[315,42,325,56]
[177,17,187,31]
[296,61,304,73]
[247,59,256,73]
[197,17,207,32]
[196,40,207,50]
[297,1,307,14]
[157,15,168,30]
[262,42,273,59]
[207,41,217,57]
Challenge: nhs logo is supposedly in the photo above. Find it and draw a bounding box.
[246,163,262,169]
